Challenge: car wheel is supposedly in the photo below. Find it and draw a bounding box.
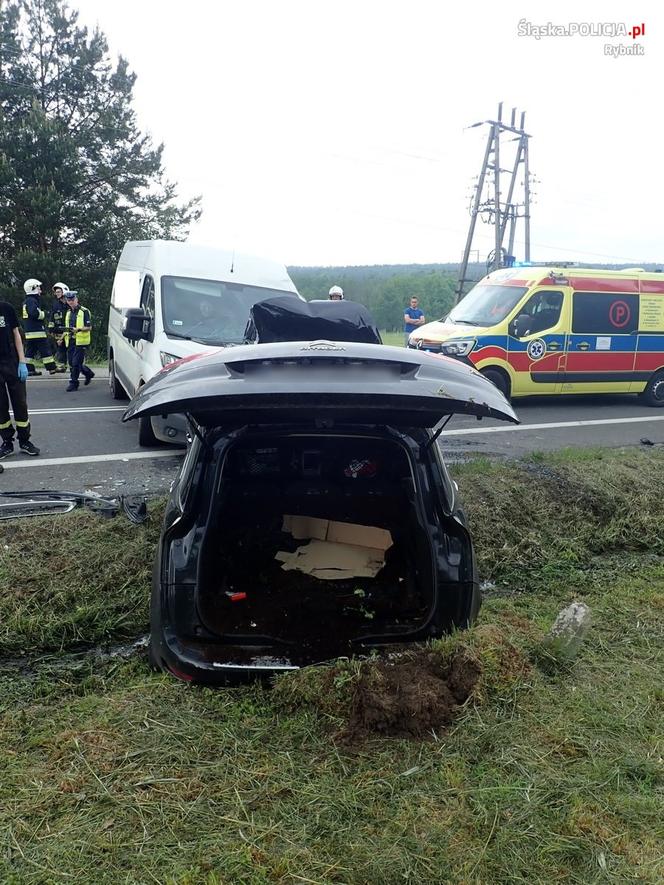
[642,369,664,407]
[108,354,128,400]
[481,367,511,400]
[138,415,160,447]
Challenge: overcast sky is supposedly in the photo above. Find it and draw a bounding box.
[74,0,661,268]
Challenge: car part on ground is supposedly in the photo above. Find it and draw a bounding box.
[0,490,148,523]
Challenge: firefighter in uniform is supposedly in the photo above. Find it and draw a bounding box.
[21,278,64,375]
[0,298,40,458]
[48,282,70,369]
[64,291,95,391]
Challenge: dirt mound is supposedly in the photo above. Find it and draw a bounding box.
[343,648,481,740]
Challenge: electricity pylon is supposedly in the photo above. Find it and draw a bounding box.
[454,103,531,304]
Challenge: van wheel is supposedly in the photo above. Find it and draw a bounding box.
[108,354,128,400]
[642,369,664,407]
[138,415,160,447]
[481,367,511,400]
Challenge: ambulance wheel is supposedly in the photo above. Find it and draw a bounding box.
[642,369,664,407]
[481,367,511,400]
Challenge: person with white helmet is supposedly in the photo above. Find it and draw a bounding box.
[0,296,40,459]
[21,278,64,375]
[328,285,344,301]
[48,282,70,369]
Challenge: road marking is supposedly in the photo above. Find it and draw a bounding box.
[28,406,126,415]
[2,414,662,469]
[1,450,182,469]
[444,414,664,435]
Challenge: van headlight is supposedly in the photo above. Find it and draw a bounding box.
[441,339,476,357]
[160,352,180,367]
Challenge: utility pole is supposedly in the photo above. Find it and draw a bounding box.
[454,103,532,304]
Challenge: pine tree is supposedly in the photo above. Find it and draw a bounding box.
[0,0,201,348]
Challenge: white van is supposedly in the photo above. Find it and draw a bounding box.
[107,240,301,445]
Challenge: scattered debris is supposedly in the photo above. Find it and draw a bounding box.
[0,490,148,523]
[0,635,150,679]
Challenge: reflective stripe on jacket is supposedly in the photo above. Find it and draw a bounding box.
[64,306,92,346]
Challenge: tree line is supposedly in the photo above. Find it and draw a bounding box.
[0,0,199,351]
[0,0,457,351]
[289,265,459,330]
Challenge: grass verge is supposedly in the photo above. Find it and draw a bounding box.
[0,503,162,655]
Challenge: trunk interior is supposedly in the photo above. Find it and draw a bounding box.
[196,433,438,662]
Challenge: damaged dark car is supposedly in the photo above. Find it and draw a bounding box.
[123,298,518,683]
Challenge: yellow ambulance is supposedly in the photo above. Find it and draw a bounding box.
[407,266,664,404]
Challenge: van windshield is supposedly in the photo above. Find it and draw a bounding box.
[161,276,298,345]
[447,284,528,327]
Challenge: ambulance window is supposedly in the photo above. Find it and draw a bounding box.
[572,292,638,334]
[448,284,527,325]
[512,290,563,336]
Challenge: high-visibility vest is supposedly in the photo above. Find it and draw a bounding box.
[64,306,92,346]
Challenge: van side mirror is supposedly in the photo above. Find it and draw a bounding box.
[122,308,152,341]
[511,314,532,338]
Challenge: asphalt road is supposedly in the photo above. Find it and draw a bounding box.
[0,371,663,496]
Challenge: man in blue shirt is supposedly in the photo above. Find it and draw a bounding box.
[403,296,425,346]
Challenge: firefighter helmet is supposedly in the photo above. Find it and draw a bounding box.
[328,285,344,299]
[23,278,42,295]
[52,281,69,294]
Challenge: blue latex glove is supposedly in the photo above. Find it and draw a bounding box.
[18,362,28,382]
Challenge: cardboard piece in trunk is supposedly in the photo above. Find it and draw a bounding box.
[278,515,393,580]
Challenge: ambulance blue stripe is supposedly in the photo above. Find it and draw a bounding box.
[567,334,635,352]
[637,335,664,352]
[472,335,509,349]
[495,335,563,353]
[471,333,664,354]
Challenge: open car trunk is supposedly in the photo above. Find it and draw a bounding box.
[193,432,469,665]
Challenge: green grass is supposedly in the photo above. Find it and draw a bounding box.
[452,447,664,590]
[1,450,663,883]
[0,504,162,655]
[380,330,406,347]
